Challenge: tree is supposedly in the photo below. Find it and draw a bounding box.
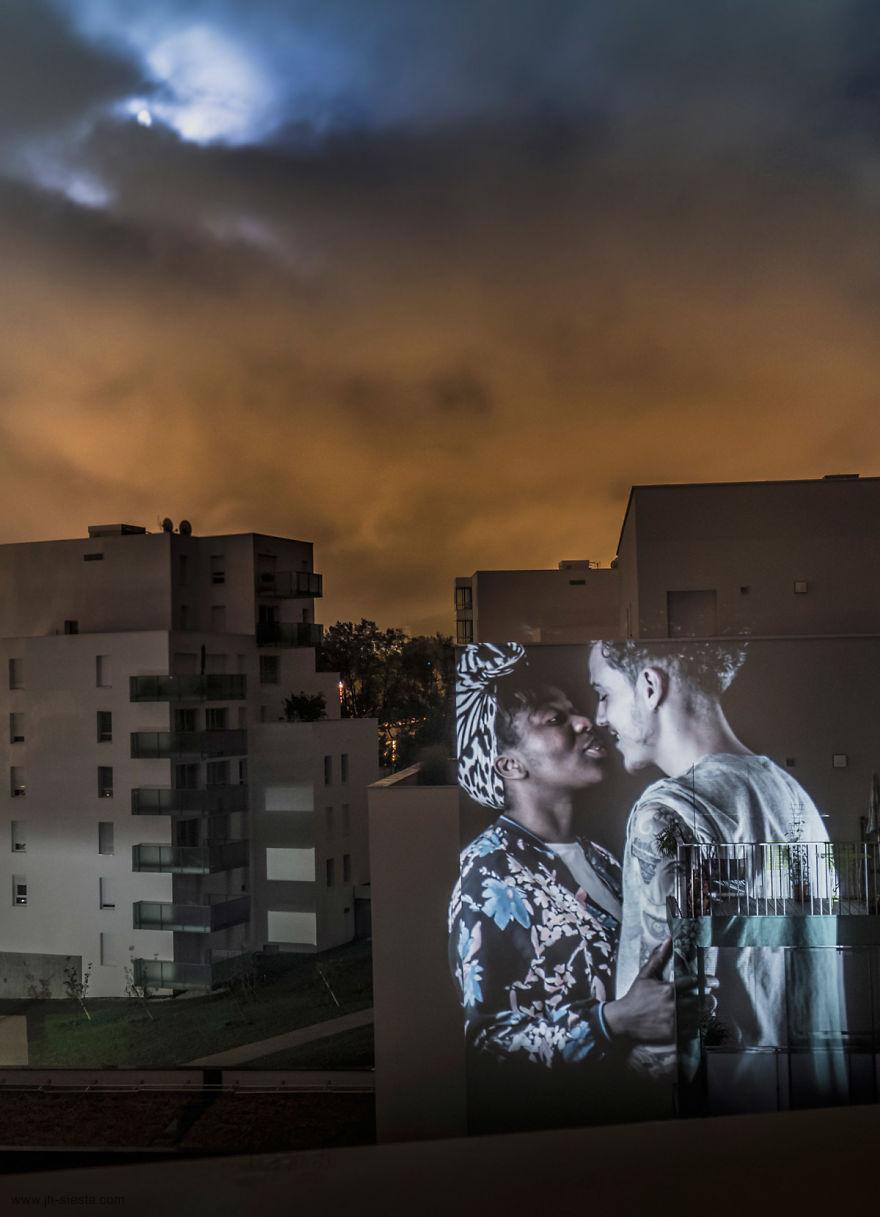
[63,959,93,1021]
[283,690,327,722]
[320,620,454,767]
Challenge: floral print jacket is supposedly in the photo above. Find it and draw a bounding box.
[448,815,622,1070]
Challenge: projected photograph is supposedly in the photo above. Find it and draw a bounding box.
[451,639,880,1133]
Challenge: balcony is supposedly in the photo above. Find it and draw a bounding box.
[131,785,248,815]
[130,729,247,759]
[130,675,247,702]
[132,952,247,990]
[256,622,322,648]
[132,894,250,933]
[256,570,323,598]
[132,840,249,874]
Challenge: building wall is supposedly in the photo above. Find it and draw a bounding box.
[0,533,174,637]
[250,718,378,954]
[0,631,174,997]
[625,479,880,639]
[369,769,467,1142]
[456,567,620,644]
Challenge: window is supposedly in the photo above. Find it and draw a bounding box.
[455,585,473,609]
[794,579,809,595]
[323,755,332,786]
[175,707,197,732]
[211,605,226,632]
[10,767,25,797]
[98,767,113,798]
[206,760,229,787]
[9,713,24,744]
[176,819,199,847]
[238,758,247,784]
[63,619,79,635]
[326,805,334,836]
[237,706,247,729]
[11,822,25,853]
[260,655,280,685]
[175,763,199,789]
[8,658,23,690]
[211,555,225,584]
[83,552,103,562]
[343,854,351,883]
[99,877,115,909]
[341,804,351,836]
[206,707,227,731]
[456,620,474,645]
[13,876,26,906]
[325,858,335,887]
[340,753,349,784]
[205,652,227,674]
[97,711,112,743]
[96,655,111,687]
[98,822,114,855]
[179,604,190,629]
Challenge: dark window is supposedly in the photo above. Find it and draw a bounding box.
[98,822,114,854]
[340,753,349,784]
[206,707,227,731]
[64,620,79,635]
[456,620,474,645]
[343,854,351,883]
[325,858,335,887]
[323,755,332,786]
[259,655,280,685]
[455,586,473,609]
[83,552,103,562]
[13,878,27,906]
[98,767,113,798]
[97,711,112,743]
[9,713,24,744]
[175,707,197,732]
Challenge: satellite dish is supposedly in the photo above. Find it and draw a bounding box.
[161,517,173,533]
[179,520,192,536]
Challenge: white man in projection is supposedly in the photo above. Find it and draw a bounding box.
[588,639,845,1101]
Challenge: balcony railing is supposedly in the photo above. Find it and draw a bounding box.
[130,675,247,702]
[132,840,249,874]
[256,622,322,648]
[130,729,247,759]
[675,841,879,917]
[131,785,248,815]
[132,952,247,990]
[132,894,251,933]
[256,571,323,598]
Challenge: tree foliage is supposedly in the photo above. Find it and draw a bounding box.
[283,690,327,722]
[320,620,454,767]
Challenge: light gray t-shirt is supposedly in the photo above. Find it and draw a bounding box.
[616,754,843,1073]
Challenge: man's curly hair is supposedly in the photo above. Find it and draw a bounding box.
[597,639,747,698]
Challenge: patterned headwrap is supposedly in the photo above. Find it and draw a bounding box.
[456,642,527,809]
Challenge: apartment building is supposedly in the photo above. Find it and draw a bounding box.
[0,522,377,998]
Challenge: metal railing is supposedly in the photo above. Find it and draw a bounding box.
[255,622,323,648]
[130,729,247,759]
[129,675,247,702]
[675,841,880,916]
[131,785,248,814]
[132,841,249,873]
[132,895,250,932]
[132,952,248,990]
[256,571,323,598]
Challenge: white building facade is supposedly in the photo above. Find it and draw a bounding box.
[0,523,377,998]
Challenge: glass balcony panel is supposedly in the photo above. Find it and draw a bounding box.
[132,841,249,873]
[130,729,247,759]
[129,675,247,702]
[255,622,323,648]
[132,895,249,932]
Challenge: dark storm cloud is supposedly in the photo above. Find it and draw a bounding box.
[3,2,880,630]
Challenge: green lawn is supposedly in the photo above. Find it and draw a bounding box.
[21,940,373,1069]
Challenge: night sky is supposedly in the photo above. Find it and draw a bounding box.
[2,1,880,632]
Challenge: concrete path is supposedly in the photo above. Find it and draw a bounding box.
[186,1006,374,1067]
[0,1016,28,1065]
